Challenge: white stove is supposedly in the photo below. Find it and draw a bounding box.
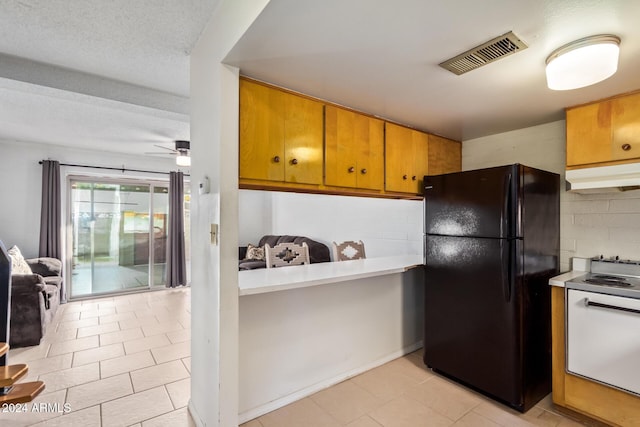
[565,256,640,300]
[564,256,640,397]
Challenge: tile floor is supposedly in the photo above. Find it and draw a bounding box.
[2,288,590,427]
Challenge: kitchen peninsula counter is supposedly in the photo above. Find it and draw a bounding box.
[238,254,423,296]
[238,254,424,423]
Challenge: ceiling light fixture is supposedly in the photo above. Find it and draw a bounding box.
[545,35,621,91]
[176,153,191,167]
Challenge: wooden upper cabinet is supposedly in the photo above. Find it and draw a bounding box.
[566,101,612,167]
[385,123,429,194]
[239,79,323,184]
[428,135,462,175]
[240,79,285,181]
[611,92,640,162]
[566,91,640,168]
[325,106,384,190]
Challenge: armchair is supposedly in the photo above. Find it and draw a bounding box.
[7,246,62,347]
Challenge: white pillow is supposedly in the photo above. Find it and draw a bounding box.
[7,245,33,275]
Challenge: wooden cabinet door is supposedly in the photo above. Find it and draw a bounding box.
[325,106,384,190]
[355,114,384,190]
[283,92,323,184]
[428,135,461,175]
[385,122,413,193]
[611,92,640,162]
[325,106,358,188]
[239,79,285,181]
[566,102,612,167]
[412,131,429,194]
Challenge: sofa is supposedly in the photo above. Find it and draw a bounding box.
[239,235,331,270]
[7,246,62,347]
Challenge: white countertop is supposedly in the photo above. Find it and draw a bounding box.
[239,254,423,296]
[549,270,587,287]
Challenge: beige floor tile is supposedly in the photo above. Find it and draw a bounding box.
[151,341,191,364]
[259,397,341,427]
[142,321,184,337]
[59,311,81,322]
[241,419,265,427]
[130,359,189,392]
[76,321,120,338]
[100,350,156,378]
[100,327,144,346]
[57,317,100,331]
[21,353,73,378]
[522,407,570,427]
[124,333,171,354]
[473,401,537,427]
[119,315,160,330]
[404,376,483,421]
[181,357,191,373]
[72,342,125,367]
[98,311,137,325]
[48,335,99,356]
[166,377,191,409]
[80,307,117,319]
[113,302,151,314]
[351,361,422,401]
[0,389,67,427]
[166,328,191,344]
[385,354,434,383]
[311,380,383,424]
[27,405,101,427]
[101,385,174,427]
[9,343,51,363]
[453,411,502,427]
[369,396,453,427]
[66,373,133,410]
[346,415,384,427]
[38,362,100,392]
[142,406,196,427]
[42,327,78,343]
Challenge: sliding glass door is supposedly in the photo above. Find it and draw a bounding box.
[69,178,174,298]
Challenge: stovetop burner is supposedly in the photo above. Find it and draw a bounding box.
[584,277,633,287]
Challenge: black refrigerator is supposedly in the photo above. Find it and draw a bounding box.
[423,164,559,412]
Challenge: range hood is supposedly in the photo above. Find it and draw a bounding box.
[566,163,640,193]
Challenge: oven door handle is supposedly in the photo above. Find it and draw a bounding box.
[584,298,640,315]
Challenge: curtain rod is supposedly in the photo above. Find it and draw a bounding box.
[38,161,190,177]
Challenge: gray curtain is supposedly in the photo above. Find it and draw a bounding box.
[39,160,63,301]
[166,171,187,287]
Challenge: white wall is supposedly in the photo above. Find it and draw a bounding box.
[239,190,423,258]
[463,120,640,272]
[189,1,270,426]
[0,138,174,258]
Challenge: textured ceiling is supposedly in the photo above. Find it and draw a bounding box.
[227,0,640,141]
[2,0,640,155]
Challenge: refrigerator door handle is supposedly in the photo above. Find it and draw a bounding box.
[501,239,512,302]
[501,172,512,238]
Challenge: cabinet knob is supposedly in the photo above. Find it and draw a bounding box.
[403,175,408,180]
[412,176,417,181]
[348,167,355,173]
[291,158,298,165]
[273,156,280,163]
[622,143,632,151]
[361,168,367,174]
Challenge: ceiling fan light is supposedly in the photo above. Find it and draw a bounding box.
[545,35,620,91]
[176,154,191,167]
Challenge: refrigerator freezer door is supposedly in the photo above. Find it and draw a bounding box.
[424,165,519,239]
[424,234,522,406]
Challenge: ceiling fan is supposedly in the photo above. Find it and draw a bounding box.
[145,140,191,166]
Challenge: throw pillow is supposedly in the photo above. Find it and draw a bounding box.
[245,243,265,261]
[8,245,33,275]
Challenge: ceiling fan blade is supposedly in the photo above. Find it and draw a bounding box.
[153,144,178,153]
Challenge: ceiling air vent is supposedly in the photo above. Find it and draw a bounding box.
[439,31,528,75]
